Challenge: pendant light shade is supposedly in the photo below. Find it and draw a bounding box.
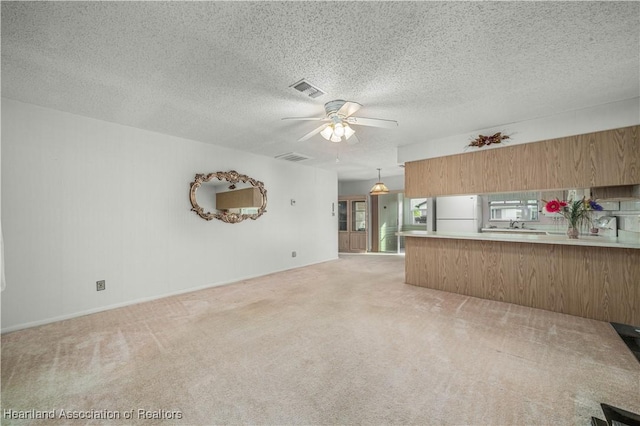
[370,168,389,195]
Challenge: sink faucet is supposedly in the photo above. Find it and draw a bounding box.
[510,219,524,228]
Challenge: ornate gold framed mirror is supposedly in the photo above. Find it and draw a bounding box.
[189,170,267,223]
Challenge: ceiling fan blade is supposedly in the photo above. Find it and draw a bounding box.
[345,116,398,128]
[298,124,329,142]
[337,101,362,118]
[282,117,329,121]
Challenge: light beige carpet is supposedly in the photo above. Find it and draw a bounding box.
[2,254,639,425]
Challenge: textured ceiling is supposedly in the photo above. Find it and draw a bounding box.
[2,1,639,181]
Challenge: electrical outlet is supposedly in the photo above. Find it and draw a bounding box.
[291,251,297,258]
[96,280,106,291]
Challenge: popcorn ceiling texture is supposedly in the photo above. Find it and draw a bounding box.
[2,255,638,424]
[1,2,638,180]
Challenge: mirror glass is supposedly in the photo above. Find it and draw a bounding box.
[487,192,539,222]
[189,171,267,223]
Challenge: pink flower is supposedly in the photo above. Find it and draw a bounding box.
[545,199,562,213]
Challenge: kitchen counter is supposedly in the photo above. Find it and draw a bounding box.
[397,230,640,249]
[480,227,549,235]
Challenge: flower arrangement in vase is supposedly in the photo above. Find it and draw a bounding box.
[543,197,603,238]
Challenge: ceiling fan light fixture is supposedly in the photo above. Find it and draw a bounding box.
[282,99,396,143]
[370,168,389,195]
[343,124,355,139]
[320,126,334,140]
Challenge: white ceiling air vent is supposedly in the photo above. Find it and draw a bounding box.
[275,152,312,162]
[289,79,325,99]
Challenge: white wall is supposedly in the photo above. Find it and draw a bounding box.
[1,99,338,332]
[398,97,640,162]
[1,98,3,323]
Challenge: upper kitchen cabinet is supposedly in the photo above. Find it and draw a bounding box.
[407,156,447,197]
[542,135,589,189]
[591,184,640,201]
[587,126,639,186]
[451,151,485,194]
[405,125,640,197]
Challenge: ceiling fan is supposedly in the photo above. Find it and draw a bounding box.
[282,100,398,144]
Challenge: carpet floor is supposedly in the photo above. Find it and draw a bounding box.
[2,254,639,425]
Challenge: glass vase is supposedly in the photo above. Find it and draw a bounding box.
[566,226,579,239]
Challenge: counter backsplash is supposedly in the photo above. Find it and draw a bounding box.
[615,200,640,234]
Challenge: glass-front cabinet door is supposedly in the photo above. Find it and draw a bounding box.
[352,201,367,232]
[338,196,367,253]
[338,201,348,232]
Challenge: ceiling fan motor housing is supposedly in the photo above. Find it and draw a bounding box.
[324,100,348,117]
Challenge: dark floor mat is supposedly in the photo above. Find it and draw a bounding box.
[601,403,640,426]
[610,322,640,363]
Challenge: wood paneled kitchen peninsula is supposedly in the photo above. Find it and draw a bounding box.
[399,230,640,324]
[402,125,640,324]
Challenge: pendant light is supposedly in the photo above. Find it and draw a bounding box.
[370,168,389,195]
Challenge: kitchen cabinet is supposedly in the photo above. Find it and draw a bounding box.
[405,125,639,197]
[591,185,640,201]
[338,196,368,253]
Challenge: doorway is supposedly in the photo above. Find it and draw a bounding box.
[371,193,402,253]
[371,193,432,253]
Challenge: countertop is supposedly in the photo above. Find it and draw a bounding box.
[480,227,548,234]
[397,230,640,249]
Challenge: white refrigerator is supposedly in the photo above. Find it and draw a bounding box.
[436,195,482,232]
